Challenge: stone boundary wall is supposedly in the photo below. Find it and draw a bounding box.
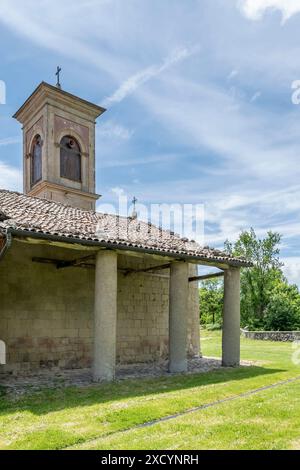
[241,329,300,342]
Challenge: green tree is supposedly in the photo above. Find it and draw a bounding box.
[264,281,300,331]
[199,228,300,331]
[224,228,283,328]
[199,279,223,327]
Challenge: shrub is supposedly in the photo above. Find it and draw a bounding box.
[264,282,300,331]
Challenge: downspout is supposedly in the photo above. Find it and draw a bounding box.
[0,229,12,262]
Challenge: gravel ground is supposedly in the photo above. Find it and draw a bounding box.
[0,357,251,397]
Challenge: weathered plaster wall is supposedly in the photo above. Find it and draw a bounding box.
[0,241,200,375]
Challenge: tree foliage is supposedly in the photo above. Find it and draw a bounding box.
[264,281,300,331]
[199,279,223,327]
[200,228,300,331]
[224,228,284,328]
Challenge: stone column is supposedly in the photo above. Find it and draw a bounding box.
[188,264,201,358]
[93,250,118,382]
[169,262,189,373]
[222,267,241,367]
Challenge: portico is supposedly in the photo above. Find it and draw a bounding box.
[92,248,241,382]
[0,205,245,380]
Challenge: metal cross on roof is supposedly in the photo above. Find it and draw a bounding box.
[56,66,62,89]
[132,196,138,211]
[131,196,138,219]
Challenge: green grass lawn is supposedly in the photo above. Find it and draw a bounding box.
[1,330,300,450]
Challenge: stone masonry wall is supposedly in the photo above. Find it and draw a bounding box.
[241,329,300,342]
[0,241,200,374]
[0,242,94,374]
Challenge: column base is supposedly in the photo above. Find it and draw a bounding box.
[92,372,115,383]
[222,359,240,368]
[169,359,188,373]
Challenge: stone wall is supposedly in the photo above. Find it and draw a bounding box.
[0,242,94,374]
[0,240,200,374]
[241,329,300,342]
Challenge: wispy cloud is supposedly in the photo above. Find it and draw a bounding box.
[0,2,200,106]
[138,75,300,182]
[0,0,125,77]
[97,120,134,140]
[227,69,239,80]
[0,137,21,147]
[100,153,177,169]
[0,162,22,191]
[250,91,261,102]
[238,0,300,23]
[282,257,300,285]
[102,45,200,106]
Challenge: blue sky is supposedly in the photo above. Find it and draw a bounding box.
[0,0,300,284]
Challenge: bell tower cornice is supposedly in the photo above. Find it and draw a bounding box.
[13,82,106,124]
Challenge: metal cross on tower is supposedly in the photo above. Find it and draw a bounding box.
[55,66,62,89]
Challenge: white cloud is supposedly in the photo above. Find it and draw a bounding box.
[97,121,134,140]
[103,45,200,106]
[227,69,239,80]
[238,0,300,23]
[100,153,176,169]
[0,137,21,147]
[0,0,125,78]
[282,257,300,286]
[0,2,200,106]
[137,75,300,183]
[250,91,261,102]
[0,162,22,191]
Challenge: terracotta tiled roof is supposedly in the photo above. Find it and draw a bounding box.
[0,189,250,267]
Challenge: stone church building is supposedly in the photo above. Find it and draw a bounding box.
[0,82,249,381]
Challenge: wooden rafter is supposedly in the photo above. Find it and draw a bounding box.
[122,263,171,276]
[189,271,224,282]
[32,255,96,269]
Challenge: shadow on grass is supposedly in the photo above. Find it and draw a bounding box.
[0,364,285,417]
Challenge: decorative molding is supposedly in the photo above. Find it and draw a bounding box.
[28,180,100,201]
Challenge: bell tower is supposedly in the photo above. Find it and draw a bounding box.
[13,81,106,211]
